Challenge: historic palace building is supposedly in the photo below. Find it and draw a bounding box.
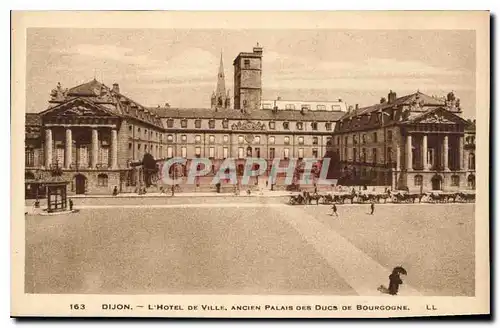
[328,90,476,192]
[25,45,345,195]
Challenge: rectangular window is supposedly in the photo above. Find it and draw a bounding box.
[283,148,290,159]
[195,135,202,144]
[167,134,174,143]
[269,121,276,130]
[159,146,163,157]
[269,136,275,144]
[255,147,260,158]
[209,147,215,158]
[387,147,393,163]
[372,148,377,163]
[284,136,290,145]
[285,104,295,110]
[209,120,215,129]
[451,175,460,186]
[195,120,202,128]
[181,135,187,142]
[325,123,332,131]
[311,122,318,131]
[283,122,290,130]
[296,122,303,130]
[25,149,35,167]
[298,148,304,159]
[223,135,229,143]
[298,136,304,145]
[238,135,244,144]
[223,147,228,159]
[312,148,318,158]
[209,135,215,144]
[269,147,275,159]
[353,148,357,161]
[254,136,261,144]
[238,147,244,159]
[167,146,173,158]
[312,137,318,145]
[195,147,201,156]
[387,130,393,142]
[181,119,187,128]
[373,132,378,143]
[181,147,187,158]
[316,105,326,110]
[244,59,250,68]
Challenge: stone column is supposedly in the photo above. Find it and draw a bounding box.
[443,135,449,171]
[406,134,413,171]
[65,128,72,169]
[111,128,118,169]
[396,145,401,171]
[422,134,428,170]
[91,128,99,168]
[458,135,464,171]
[44,128,53,168]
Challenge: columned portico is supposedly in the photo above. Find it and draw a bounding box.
[65,128,72,168]
[91,128,99,169]
[45,128,53,168]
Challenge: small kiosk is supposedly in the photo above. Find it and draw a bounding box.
[44,163,70,213]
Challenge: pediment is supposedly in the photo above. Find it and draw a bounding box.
[42,98,116,118]
[410,108,467,125]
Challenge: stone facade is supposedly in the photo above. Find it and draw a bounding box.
[329,90,476,192]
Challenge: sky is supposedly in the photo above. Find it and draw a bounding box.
[26,28,476,118]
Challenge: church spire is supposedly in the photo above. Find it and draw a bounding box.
[215,51,226,99]
[211,50,230,110]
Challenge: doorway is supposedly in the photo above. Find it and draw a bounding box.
[431,174,442,191]
[74,174,87,194]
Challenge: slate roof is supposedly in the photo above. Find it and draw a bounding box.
[334,91,460,133]
[149,107,344,122]
[25,113,41,126]
[49,79,163,128]
[341,91,445,120]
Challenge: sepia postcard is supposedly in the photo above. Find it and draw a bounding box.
[11,11,490,318]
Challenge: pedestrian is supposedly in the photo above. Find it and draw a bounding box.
[388,269,404,295]
[315,193,320,206]
[112,186,118,196]
[266,180,269,188]
[68,198,73,211]
[370,202,375,215]
[331,203,338,217]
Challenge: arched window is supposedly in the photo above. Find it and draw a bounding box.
[414,175,423,186]
[97,174,108,187]
[468,153,475,170]
[467,174,476,189]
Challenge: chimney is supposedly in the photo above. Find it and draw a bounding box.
[388,90,397,104]
[380,97,387,104]
[277,96,282,101]
[112,83,120,94]
[355,104,359,110]
[338,98,342,102]
[164,103,170,108]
